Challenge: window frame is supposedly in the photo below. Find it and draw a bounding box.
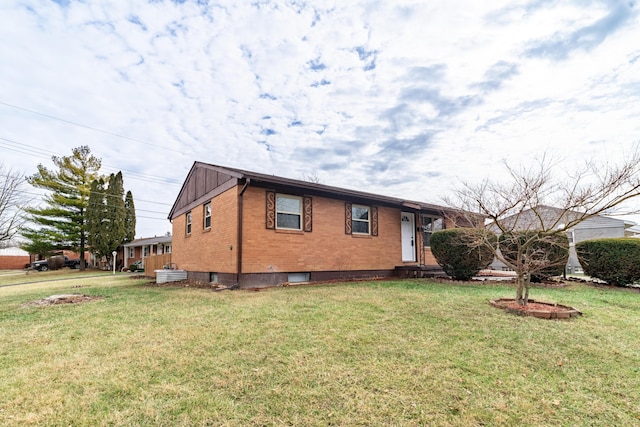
[351,204,371,235]
[142,245,149,257]
[203,202,211,229]
[127,247,134,258]
[421,215,444,247]
[186,211,192,235]
[275,194,303,231]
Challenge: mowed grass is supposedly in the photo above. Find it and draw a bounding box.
[1,274,639,426]
[0,268,113,288]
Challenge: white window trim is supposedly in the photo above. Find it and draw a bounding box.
[352,204,371,235]
[204,202,211,229]
[276,194,303,231]
[186,211,192,235]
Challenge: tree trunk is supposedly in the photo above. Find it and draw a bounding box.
[79,208,86,271]
[515,272,526,305]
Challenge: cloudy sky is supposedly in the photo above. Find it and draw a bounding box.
[1,0,639,238]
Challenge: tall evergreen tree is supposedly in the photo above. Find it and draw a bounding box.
[86,171,134,261]
[104,172,126,254]
[86,178,107,257]
[22,146,102,269]
[124,190,136,243]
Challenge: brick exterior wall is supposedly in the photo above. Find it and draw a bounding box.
[423,248,437,266]
[171,183,445,286]
[0,256,30,269]
[241,186,406,273]
[171,186,238,274]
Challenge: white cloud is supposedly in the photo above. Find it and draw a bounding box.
[1,0,640,238]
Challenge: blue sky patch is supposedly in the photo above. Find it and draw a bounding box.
[308,58,326,71]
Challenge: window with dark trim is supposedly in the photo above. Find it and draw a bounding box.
[186,211,192,235]
[266,191,313,232]
[422,215,443,247]
[204,202,211,229]
[276,194,302,230]
[345,203,378,236]
[352,204,370,234]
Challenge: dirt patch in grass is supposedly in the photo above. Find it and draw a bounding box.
[21,294,104,307]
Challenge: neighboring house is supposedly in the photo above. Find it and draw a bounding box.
[0,246,30,269]
[168,162,468,288]
[565,215,635,274]
[488,206,636,274]
[122,235,172,268]
[0,247,88,270]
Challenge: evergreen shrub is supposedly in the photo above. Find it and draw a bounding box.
[430,228,496,280]
[576,238,640,286]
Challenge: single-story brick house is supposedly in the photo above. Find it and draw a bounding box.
[0,247,30,269]
[168,162,470,288]
[122,235,172,269]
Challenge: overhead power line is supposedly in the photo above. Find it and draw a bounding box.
[0,137,182,187]
[0,100,184,154]
[17,186,172,210]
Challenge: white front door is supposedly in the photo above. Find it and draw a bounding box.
[401,212,416,262]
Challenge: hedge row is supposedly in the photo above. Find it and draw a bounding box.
[576,238,640,286]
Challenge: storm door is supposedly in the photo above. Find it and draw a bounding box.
[401,212,416,262]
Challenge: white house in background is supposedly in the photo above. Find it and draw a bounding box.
[490,206,636,274]
[122,235,172,268]
[564,215,636,274]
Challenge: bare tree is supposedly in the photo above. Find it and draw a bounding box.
[301,172,321,184]
[0,164,27,246]
[445,149,640,305]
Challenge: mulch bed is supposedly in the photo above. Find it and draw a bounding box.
[489,298,582,319]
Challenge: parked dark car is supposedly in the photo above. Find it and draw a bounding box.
[31,259,50,271]
[31,256,81,271]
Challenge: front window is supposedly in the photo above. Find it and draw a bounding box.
[127,247,134,258]
[143,246,149,257]
[204,202,211,229]
[567,230,575,245]
[422,215,443,247]
[165,244,171,254]
[186,211,192,235]
[276,194,302,230]
[352,205,370,234]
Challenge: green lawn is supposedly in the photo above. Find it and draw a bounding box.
[0,268,117,288]
[1,274,639,426]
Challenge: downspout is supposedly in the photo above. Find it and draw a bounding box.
[237,178,250,286]
[417,212,423,266]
